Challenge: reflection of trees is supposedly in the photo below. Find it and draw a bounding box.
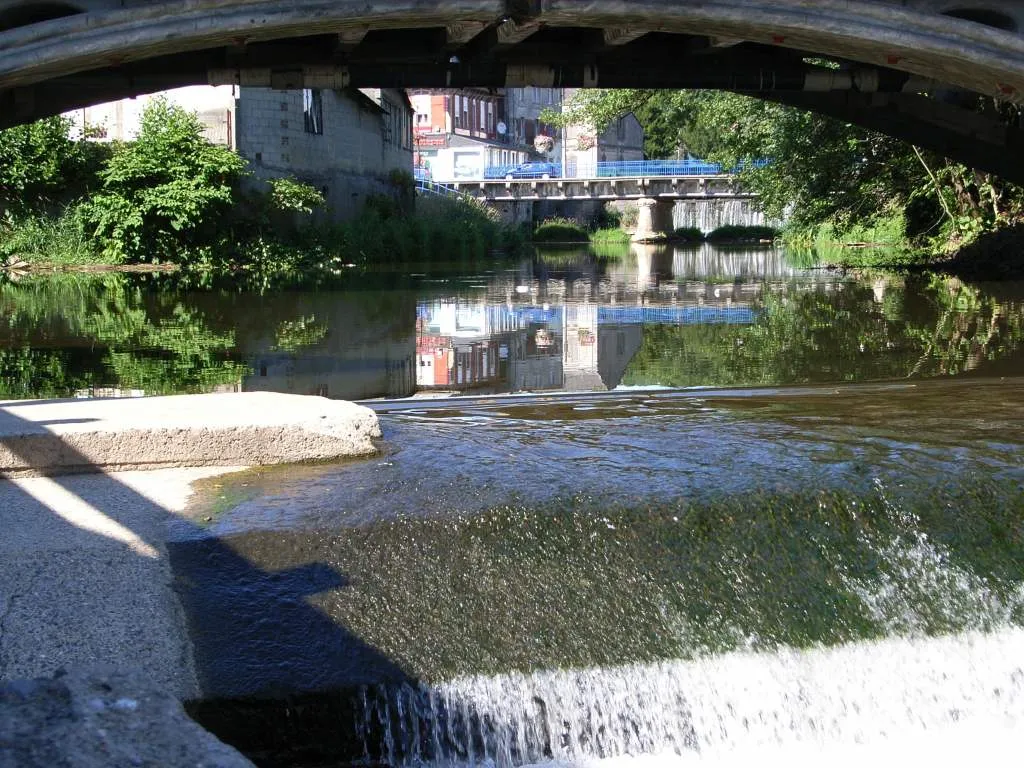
[0,274,248,397]
[624,274,1024,387]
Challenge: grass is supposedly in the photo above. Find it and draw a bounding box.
[590,227,631,245]
[0,208,108,267]
[532,217,590,243]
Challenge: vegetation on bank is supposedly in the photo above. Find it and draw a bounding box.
[532,217,591,243]
[532,217,778,247]
[545,87,1024,272]
[0,101,524,286]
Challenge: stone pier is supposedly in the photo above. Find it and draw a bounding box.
[631,198,675,243]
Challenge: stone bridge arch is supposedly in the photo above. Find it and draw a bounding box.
[3,0,1024,178]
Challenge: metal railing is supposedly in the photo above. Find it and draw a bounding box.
[447,158,769,182]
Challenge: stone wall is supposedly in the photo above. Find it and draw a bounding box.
[236,87,413,221]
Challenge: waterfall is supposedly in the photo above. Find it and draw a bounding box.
[355,628,1024,767]
[672,200,772,234]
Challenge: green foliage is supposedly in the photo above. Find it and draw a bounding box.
[706,225,779,243]
[0,116,106,218]
[81,99,248,263]
[268,177,324,214]
[671,227,704,243]
[533,217,590,243]
[590,228,631,245]
[0,206,102,265]
[555,86,1024,253]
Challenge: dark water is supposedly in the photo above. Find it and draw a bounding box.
[5,244,1024,765]
[2,243,1024,400]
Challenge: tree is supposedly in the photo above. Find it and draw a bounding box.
[0,116,89,217]
[82,99,248,262]
[550,87,1024,245]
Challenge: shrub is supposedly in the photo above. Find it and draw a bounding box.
[590,228,631,245]
[533,217,589,243]
[81,99,248,263]
[268,177,324,214]
[0,116,103,218]
[671,227,705,243]
[706,224,779,243]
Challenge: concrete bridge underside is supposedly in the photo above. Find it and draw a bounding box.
[3,0,1024,180]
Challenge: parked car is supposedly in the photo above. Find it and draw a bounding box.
[494,161,562,180]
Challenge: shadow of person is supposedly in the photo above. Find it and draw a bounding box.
[0,404,413,764]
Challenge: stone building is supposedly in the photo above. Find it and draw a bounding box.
[237,86,413,220]
[66,84,414,220]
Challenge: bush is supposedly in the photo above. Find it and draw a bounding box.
[619,203,640,229]
[268,177,324,214]
[533,217,589,243]
[0,116,107,218]
[0,206,102,265]
[81,99,248,263]
[706,224,779,243]
[671,227,705,242]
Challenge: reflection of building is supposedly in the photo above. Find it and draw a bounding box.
[241,294,417,400]
[415,298,644,394]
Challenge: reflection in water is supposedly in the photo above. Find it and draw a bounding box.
[1,246,1024,400]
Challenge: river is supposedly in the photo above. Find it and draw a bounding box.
[2,243,1024,765]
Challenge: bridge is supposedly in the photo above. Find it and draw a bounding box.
[3,1,1024,181]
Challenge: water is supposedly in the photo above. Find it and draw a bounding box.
[2,243,1023,400]
[4,244,1024,765]
[671,200,773,235]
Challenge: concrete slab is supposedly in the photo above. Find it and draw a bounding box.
[0,392,381,477]
[0,467,242,699]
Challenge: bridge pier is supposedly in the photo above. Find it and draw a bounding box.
[632,198,674,243]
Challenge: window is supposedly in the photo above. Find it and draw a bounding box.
[462,97,469,131]
[616,116,626,141]
[454,95,462,129]
[487,101,494,134]
[303,89,323,134]
[479,101,486,133]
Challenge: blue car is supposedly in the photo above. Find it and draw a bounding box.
[489,161,562,180]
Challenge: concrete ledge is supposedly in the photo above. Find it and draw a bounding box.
[0,392,382,478]
[0,667,255,767]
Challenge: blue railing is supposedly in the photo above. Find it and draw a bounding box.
[415,179,469,198]
[460,158,769,182]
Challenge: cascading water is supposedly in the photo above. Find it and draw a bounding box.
[354,629,1024,768]
[179,384,1024,767]
[672,199,773,234]
[350,481,1024,767]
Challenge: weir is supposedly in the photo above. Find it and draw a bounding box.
[673,198,773,235]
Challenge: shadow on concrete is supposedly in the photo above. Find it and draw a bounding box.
[0,402,414,766]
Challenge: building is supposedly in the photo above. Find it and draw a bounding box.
[65,85,237,146]
[410,89,529,181]
[237,86,413,219]
[409,87,644,180]
[66,84,414,220]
